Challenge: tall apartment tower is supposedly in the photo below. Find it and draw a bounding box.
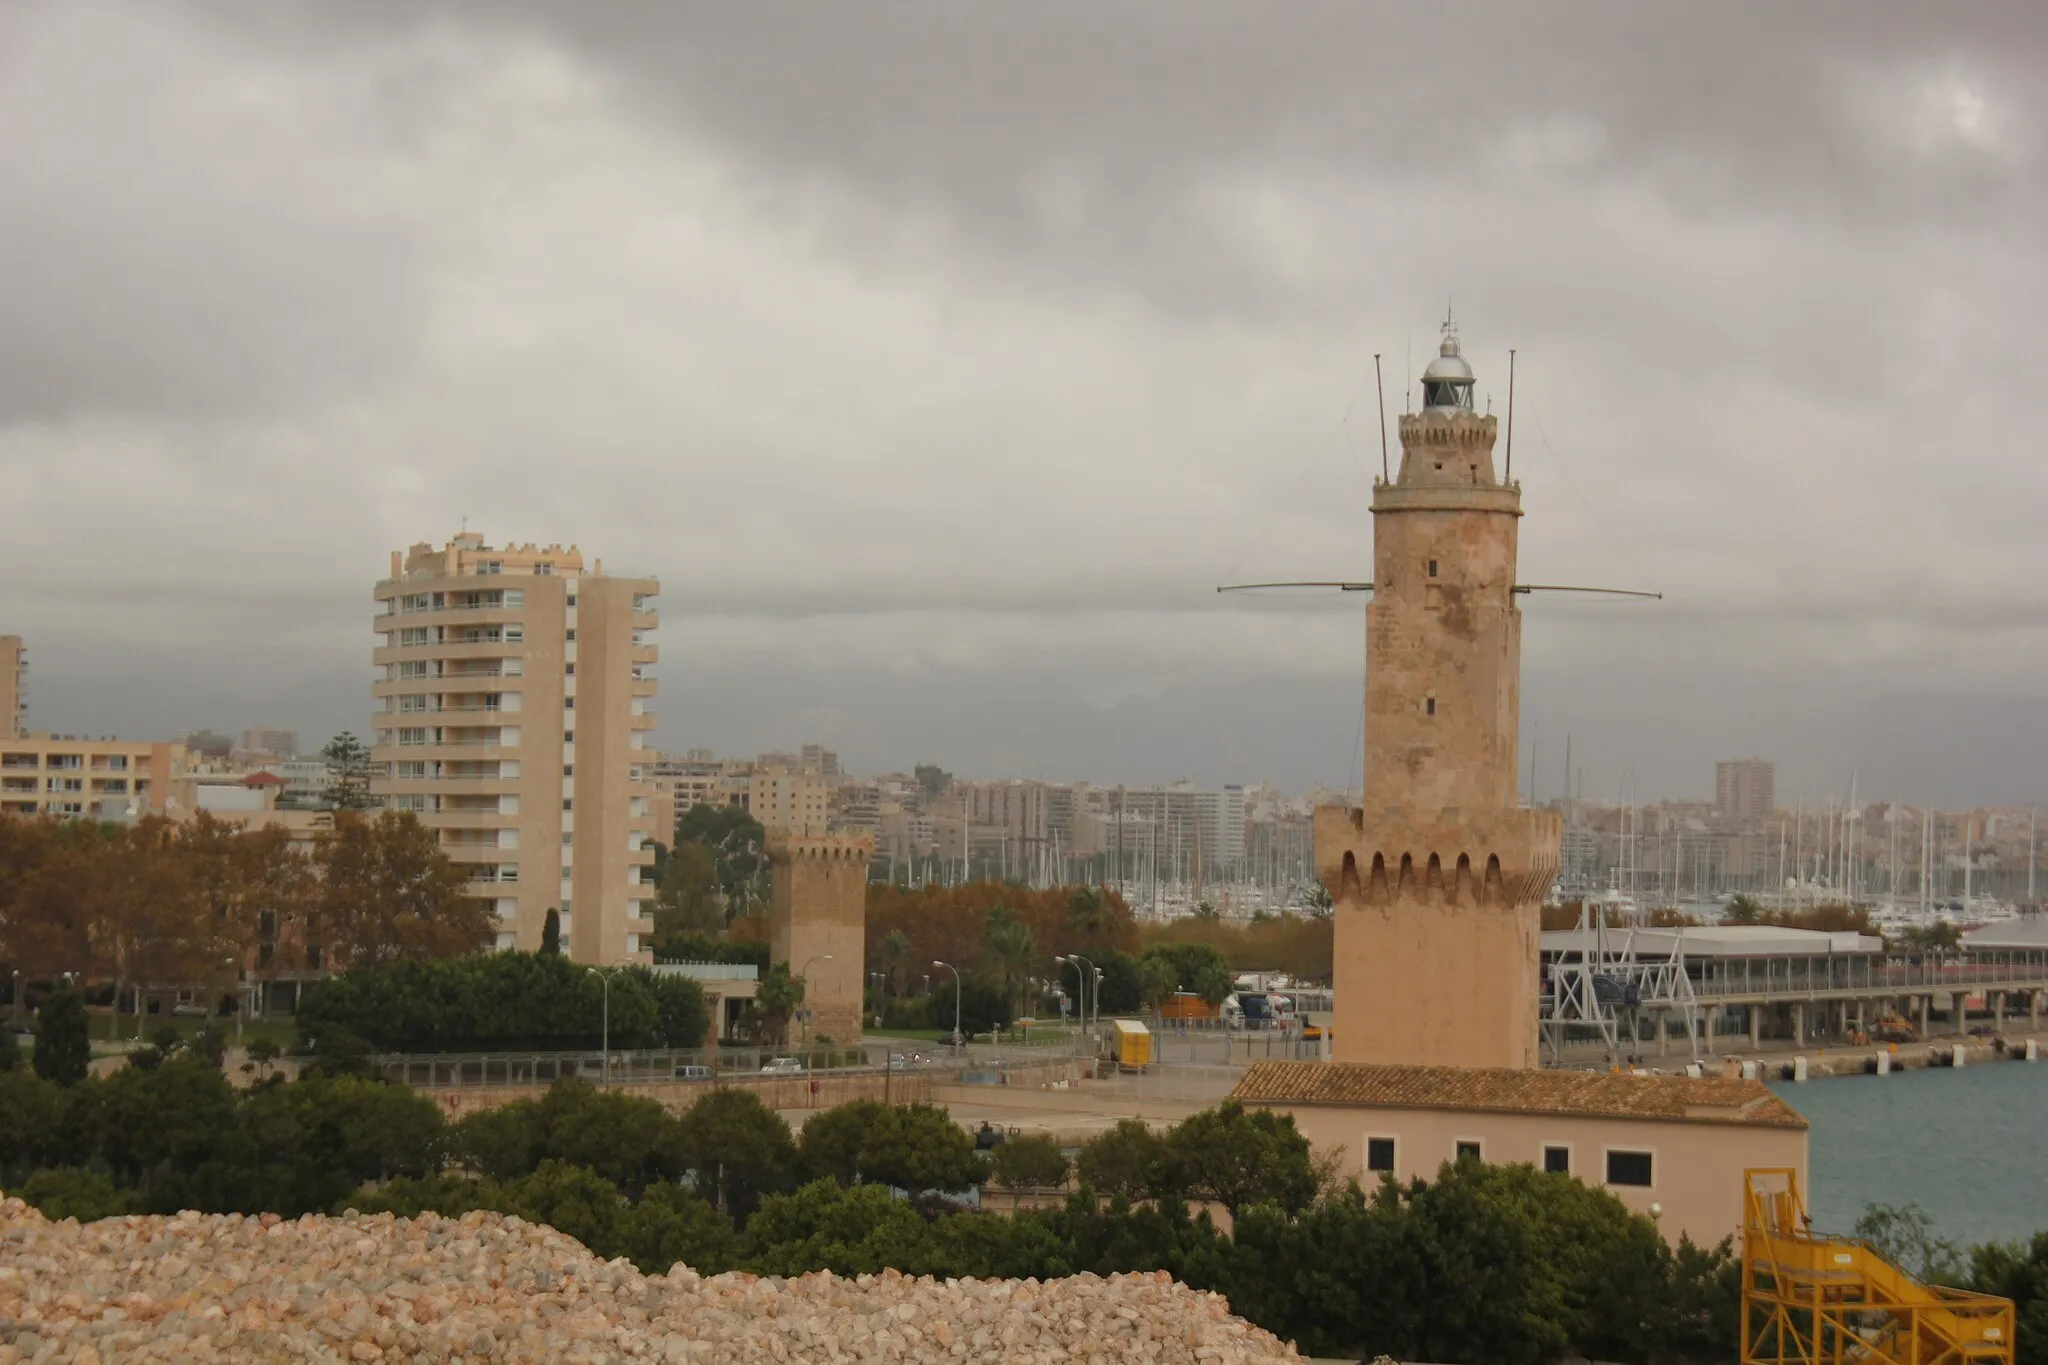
[372,533,659,964]
[1716,760,1775,821]
[1,636,23,738]
[1317,326,1560,1069]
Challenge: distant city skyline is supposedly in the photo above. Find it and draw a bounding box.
[3,6,2044,811]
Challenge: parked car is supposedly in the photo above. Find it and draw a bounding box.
[169,1000,208,1018]
[761,1057,805,1074]
[673,1064,713,1080]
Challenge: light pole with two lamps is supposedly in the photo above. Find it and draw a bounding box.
[1054,954,1091,1038]
[585,960,635,1085]
[932,959,961,1047]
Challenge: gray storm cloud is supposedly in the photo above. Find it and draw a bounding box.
[0,0,2043,805]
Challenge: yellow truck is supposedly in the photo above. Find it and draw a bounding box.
[1111,1018,1153,1072]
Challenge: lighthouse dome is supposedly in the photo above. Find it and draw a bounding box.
[1420,335,1475,411]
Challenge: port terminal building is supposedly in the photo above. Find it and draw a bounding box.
[1541,923,2048,1054]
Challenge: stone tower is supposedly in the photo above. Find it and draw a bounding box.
[1319,323,1561,1069]
[767,832,875,1046]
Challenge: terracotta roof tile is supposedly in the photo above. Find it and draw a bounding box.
[1230,1060,1807,1130]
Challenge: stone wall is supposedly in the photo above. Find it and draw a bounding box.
[769,833,875,1046]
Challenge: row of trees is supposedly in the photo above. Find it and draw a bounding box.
[294,950,710,1057]
[0,809,494,1000]
[0,1050,1734,1361]
[9,1050,2048,1363]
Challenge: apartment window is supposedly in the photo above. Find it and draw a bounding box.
[402,593,432,612]
[1543,1145,1572,1176]
[399,660,431,679]
[1365,1137,1396,1174]
[564,663,575,676]
[563,766,573,778]
[504,625,523,643]
[399,628,430,646]
[566,593,577,607]
[105,756,128,771]
[398,695,428,713]
[563,730,574,743]
[562,799,573,811]
[565,629,577,642]
[503,588,524,607]
[397,761,427,780]
[564,697,575,710]
[1605,1151,1654,1188]
[479,560,502,575]
[1454,1140,1483,1163]
[562,832,573,846]
[398,728,428,747]
[1427,560,1438,578]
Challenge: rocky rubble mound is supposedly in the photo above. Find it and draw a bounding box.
[0,1196,1300,1363]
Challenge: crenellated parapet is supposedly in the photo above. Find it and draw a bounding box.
[1314,803,1560,909]
[1398,410,1498,452]
[766,833,876,865]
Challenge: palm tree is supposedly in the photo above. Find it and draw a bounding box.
[981,915,1037,1019]
[1065,886,1111,942]
[877,929,911,997]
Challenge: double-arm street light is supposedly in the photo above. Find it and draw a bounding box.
[1054,954,1090,1033]
[585,960,635,1084]
[932,959,961,1045]
[1057,953,1097,1037]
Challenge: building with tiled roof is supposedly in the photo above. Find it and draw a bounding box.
[1233,1059,1808,1247]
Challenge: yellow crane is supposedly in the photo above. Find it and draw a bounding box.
[1742,1168,2012,1365]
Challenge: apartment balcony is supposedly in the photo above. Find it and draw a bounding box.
[0,755,40,771]
[633,609,659,630]
[627,845,656,867]
[631,645,658,665]
[373,641,522,667]
[625,882,656,902]
[423,809,516,831]
[629,713,657,733]
[375,775,519,796]
[375,742,522,765]
[630,678,656,698]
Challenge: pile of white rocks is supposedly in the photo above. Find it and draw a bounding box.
[0,1195,1301,1363]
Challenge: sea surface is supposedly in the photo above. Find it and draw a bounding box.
[1770,1061,2048,1248]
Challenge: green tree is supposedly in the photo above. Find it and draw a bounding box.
[748,962,805,1046]
[1162,1101,1317,1217]
[1136,955,1180,1011]
[797,1098,889,1186]
[1142,942,1233,1006]
[930,976,1010,1036]
[320,732,376,811]
[991,1135,1069,1207]
[857,1104,985,1194]
[1303,883,1334,917]
[33,985,91,1085]
[1724,893,1764,924]
[0,1031,17,1072]
[980,911,1038,1018]
[20,1168,132,1222]
[539,908,561,956]
[671,1088,799,1220]
[619,1181,737,1275]
[1076,1118,1167,1202]
[876,929,911,996]
[1858,1201,1965,1284]
[913,764,952,801]
[501,1159,627,1257]
[655,842,724,937]
[740,1179,930,1277]
[1966,1232,2048,1365]
[674,804,769,913]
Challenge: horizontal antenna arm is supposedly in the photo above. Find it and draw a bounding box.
[1513,584,1663,600]
[1216,580,1374,593]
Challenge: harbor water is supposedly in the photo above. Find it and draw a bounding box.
[1771,1061,2048,1248]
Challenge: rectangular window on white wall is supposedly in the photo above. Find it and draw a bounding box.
[504,625,523,643]
[503,588,524,607]
[497,864,518,883]
[495,898,517,918]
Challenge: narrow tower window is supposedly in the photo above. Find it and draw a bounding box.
[1427,560,1438,578]
[1425,696,1437,717]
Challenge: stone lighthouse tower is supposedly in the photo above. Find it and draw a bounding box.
[1318,323,1561,1069]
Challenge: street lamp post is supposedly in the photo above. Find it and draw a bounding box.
[1054,955,1088,1034]
[585,960,634,1085]
[797,954,833,1046]
[932,959,962,1046]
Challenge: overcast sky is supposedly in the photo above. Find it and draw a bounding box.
[3,2,2045,807]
